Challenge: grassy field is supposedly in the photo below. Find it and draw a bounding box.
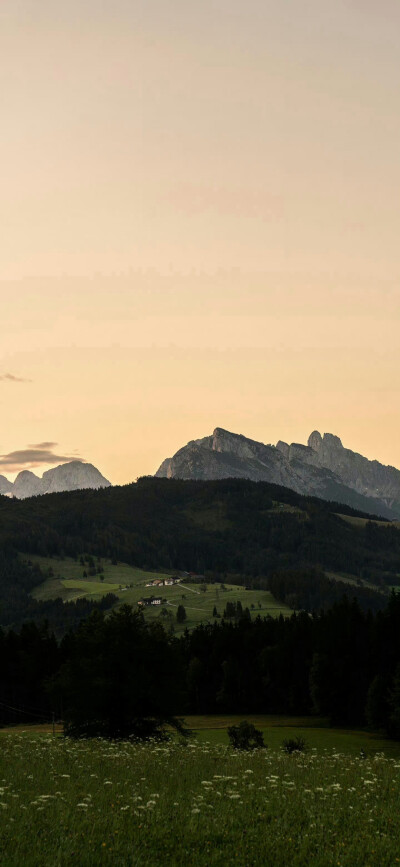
[1,725,400,866]
[29,556,172,601]
[27,555,292,632]
[141,584,292,634]
[2,717,399,758]
[324,571,389,594]
[336,513,400,529]
[183,716,400,758]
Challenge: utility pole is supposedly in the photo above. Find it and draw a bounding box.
[52,711,55,737]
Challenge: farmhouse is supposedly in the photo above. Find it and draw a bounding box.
[145,577,181,587]
[138,596,162,607]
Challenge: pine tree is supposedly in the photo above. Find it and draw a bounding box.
[176,604,187,624]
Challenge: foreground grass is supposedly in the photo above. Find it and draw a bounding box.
[1,735,400,866]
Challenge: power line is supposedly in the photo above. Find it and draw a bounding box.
[0,699,51,721]
[0,695,53,715]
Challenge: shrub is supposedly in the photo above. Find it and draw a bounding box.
[282,736,307,754]
[227,720,266,750]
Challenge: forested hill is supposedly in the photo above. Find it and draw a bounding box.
[1,477,399,600]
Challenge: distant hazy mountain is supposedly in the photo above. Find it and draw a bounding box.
[0,475,13,496]
[12,470,45,499]
[156,427,400,519]
[1,461,111,500]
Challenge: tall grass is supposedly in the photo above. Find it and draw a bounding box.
[0,735,399,866]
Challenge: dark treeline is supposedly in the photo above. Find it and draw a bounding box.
[267,568,387,614]
[1,598,400,738]
[180,595,400,735]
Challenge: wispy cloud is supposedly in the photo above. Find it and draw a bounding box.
[0,373,32,383]
[0,443,84,474]
[27,442,58,449]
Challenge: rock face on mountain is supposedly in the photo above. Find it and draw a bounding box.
[1,461,111,500]
[0,475,13,495]
[40,462,111,495]
[305,431,400,507]
[12,471,46,499]
[156,427,400,519]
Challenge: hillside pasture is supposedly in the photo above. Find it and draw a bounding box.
[336,513,400,529]
[324,571,388,594]
[140,583,292,633]
[26,555,292,631]
[29,555,171,592]
[28,556,172,602]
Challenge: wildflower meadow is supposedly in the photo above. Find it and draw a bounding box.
[0,733,400,866]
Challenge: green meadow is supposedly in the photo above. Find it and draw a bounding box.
[1,723,400,867]
[28,556,171,602]
[27,555,292,632]
[336,513,400,530]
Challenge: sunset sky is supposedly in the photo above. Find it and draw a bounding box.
[1,0,399,484]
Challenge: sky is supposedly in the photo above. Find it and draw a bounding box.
[1,0,399,483]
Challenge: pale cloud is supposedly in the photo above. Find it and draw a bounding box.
[0,373,32,383]
[27,441,58,449]
[0,444,84,473]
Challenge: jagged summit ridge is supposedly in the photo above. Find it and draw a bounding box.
[0,461,111,500]
[156,427,400,519]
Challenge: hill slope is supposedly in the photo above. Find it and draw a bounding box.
[1,477,399,617]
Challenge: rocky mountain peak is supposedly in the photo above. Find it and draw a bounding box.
[1,461,111,500]
[13,471,45,499]
[212,427,242,448]
[41,461,110,494]
[276,440,290,459]
[211,427,263,459]
[323,433,343,450]
[156,426,400,519]
[0,474,13,495]
[308,430,323,451]
[308,431,343,452]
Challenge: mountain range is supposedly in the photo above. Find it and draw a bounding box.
[0,461,111,500]
[2,428,400,518]
[156,427,400,520]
